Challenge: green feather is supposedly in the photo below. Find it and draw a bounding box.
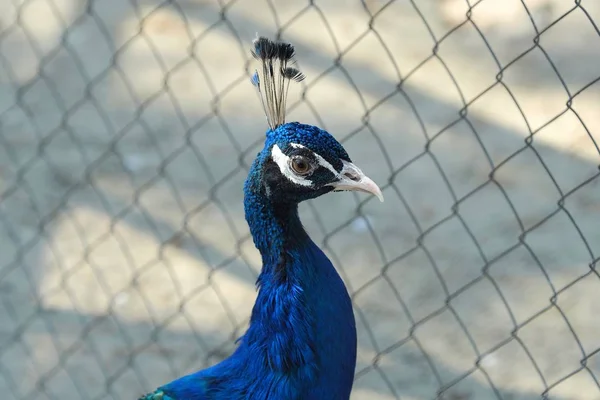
[139,390,172,400]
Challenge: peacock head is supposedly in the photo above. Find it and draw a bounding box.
[248,37,383,205]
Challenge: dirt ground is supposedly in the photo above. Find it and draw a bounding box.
[1,0,599,399]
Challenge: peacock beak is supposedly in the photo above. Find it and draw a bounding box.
[330,160,384,202]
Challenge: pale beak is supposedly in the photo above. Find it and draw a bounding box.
[329,160,384,202]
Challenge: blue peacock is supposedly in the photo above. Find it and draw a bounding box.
[140,36,383,400]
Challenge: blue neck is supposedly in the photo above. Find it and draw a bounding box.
[234,169,357,398]
[244,184,308,278]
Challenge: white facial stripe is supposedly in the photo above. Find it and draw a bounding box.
[271,144,313,187]
[313,153,339,177]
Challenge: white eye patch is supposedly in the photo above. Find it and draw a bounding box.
[271,144,314,187]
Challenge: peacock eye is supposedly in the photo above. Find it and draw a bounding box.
[290,156,312,175]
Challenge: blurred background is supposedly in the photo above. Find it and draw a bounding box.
[1,0,599,399]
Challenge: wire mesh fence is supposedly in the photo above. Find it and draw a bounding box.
[0,0,599,399]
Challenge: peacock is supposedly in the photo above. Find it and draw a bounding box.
[140,36,383,400]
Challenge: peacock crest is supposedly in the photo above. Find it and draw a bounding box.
[250,36,306,130]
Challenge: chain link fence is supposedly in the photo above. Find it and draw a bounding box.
[0,0,599,399]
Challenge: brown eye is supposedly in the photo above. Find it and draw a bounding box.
[290,156,312,175]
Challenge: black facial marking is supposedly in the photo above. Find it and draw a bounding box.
[286,146,318,162]
[262,153,335,205]
[261,158,286,196]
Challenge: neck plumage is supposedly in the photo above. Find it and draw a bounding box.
[236,173,357,399]
[245,193,307,274]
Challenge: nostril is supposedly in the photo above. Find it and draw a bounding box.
[343,171,360,182]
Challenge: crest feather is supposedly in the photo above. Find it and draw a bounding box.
[250,36,305,130]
